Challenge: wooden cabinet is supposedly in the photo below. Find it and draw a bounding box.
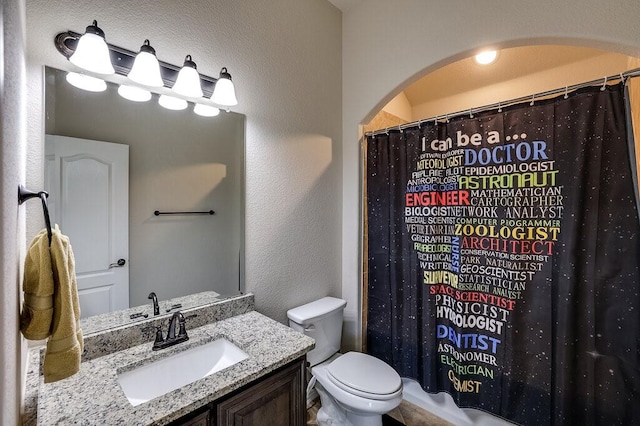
[170,357,306,426]
[177,410,209,426]
[216,358,305,426]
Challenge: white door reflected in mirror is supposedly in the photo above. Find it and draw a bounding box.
[45,135,129,318]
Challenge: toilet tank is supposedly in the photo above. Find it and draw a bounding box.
[287,297,347,367]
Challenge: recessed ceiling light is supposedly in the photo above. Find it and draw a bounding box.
[475,50,498,65]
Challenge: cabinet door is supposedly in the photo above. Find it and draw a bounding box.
[178,410,210,426]
[216,359,305,426]
[170,406,211,426]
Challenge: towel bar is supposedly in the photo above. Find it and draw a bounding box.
[154,210,215,216]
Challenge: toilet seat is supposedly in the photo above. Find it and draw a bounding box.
[326,352,402,401]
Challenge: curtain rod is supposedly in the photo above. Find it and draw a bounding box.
[366,67,640,137]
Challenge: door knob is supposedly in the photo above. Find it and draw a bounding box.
[109,258,126,268]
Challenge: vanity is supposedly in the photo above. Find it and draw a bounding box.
[24,293,315,425]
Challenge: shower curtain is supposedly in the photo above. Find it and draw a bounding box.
[366,83,640,425]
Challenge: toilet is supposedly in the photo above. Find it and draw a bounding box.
[287,297,402,426]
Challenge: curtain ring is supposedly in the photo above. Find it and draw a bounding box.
[564,86,569,99]
[530,94,535,106]
[497,102,502,113]
[601,76,607,91]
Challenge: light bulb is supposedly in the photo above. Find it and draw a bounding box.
[128,40,163,87]
[118,85,152,102]
[65,72,107,92]
[158,94,188,110]
[475,50,497,65]
[69,20,114,75]
[172,55,203,98]
[211,67,237,106]
[194,103,220,117]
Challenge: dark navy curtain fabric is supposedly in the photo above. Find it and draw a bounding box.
[366,83,640,425]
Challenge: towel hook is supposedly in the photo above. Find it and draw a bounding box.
[18,185,52,246]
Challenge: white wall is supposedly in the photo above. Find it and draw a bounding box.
[1,1,26,424]
[25,0,343,328]
[341,0,640,350]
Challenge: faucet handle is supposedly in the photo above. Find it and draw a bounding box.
[153,327,164,345]
[174,312,191,338]
[142,325,164,346]
[165,303,183,313]
[178,321,188,338]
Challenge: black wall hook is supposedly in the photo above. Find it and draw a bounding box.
[18,185,52,246]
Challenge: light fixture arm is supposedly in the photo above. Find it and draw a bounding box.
[54,31,220,97]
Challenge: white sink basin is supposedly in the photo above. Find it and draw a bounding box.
[117,338,249,406]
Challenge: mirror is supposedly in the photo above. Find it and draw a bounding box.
[44,66,245,331]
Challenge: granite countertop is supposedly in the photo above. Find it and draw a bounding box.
[35,311,314,425]
[80,290,222,336]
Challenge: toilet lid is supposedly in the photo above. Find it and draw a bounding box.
[327,352,401,397]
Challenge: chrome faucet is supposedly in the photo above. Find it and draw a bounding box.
[148,292,159,316]
[151,311,189,351]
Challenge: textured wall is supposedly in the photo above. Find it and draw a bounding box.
[1,0,26,424]
[25,0,343,327]
[341,0,640,350]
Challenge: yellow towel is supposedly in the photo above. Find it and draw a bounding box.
[20,228,54,340]
[20,225,84,383]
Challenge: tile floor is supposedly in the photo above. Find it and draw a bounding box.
[306,398,455,426]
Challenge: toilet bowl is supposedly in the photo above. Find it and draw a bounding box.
[311,352,403,426]
[287,297,403,426]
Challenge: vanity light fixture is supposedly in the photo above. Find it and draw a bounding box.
[158,94,188,110]
[65,72,107,92]
[127,40,164,87]
[54,21,239,115]
[118,85,152,102]
[68,20,115,75]
[210,67,238,107]
[475,50,498,65]
[172,55,204,98]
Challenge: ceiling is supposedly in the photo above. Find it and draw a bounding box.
[327,0,361,12]
[403,45,619,106]
[322,2,637,124]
